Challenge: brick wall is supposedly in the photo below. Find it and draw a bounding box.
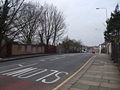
[11,44,45,55]
[0,43,57,57]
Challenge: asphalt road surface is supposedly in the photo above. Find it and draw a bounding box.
[0,53,94,90]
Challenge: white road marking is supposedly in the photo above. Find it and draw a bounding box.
[12,68,37,77]
[1,66,69,84]
[50,57,66,61]
[18,64,23,67]
[0,63,25,69]
[36,70,58,82]
[0,63,37,74]
[18,69,47,78]
[50,58,59,61]
[41,72,68,84]
[2,67,36,76]
[0,54,72,84]
[39,59,45,61]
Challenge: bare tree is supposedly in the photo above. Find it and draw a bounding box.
[15,3,43,44]
[37,4,66,46]
[52,9,66,45]
[15,3,66,45]
[0,0,24,51]
[0,1,66,46]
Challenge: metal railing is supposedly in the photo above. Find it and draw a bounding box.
[111,42,120,65]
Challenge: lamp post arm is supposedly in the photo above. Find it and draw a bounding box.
[96,8,108,20]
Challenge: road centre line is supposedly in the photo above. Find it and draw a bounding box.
[53,55,96,90]
[50,57,66,61]
[39,59,46,61]
[38,56,66,62]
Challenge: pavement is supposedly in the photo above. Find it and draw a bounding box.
[60,54,120,90]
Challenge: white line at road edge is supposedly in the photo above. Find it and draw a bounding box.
[53,55,96,90]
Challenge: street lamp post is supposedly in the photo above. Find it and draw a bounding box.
[96,8,108,20]
[96,8,108,54]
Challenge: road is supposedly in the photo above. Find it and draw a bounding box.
[0,53,94,90]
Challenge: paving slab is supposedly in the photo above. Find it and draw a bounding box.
[61,54,120,90]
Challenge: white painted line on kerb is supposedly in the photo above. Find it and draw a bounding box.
[53,55,96,90]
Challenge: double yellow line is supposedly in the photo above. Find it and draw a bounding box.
[53,55,96,90]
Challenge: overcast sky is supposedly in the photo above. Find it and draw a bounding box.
[27,0,120,46]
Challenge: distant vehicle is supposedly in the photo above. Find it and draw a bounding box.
[91,51,96,54]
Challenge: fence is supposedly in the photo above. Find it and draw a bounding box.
[111,42,120,65]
